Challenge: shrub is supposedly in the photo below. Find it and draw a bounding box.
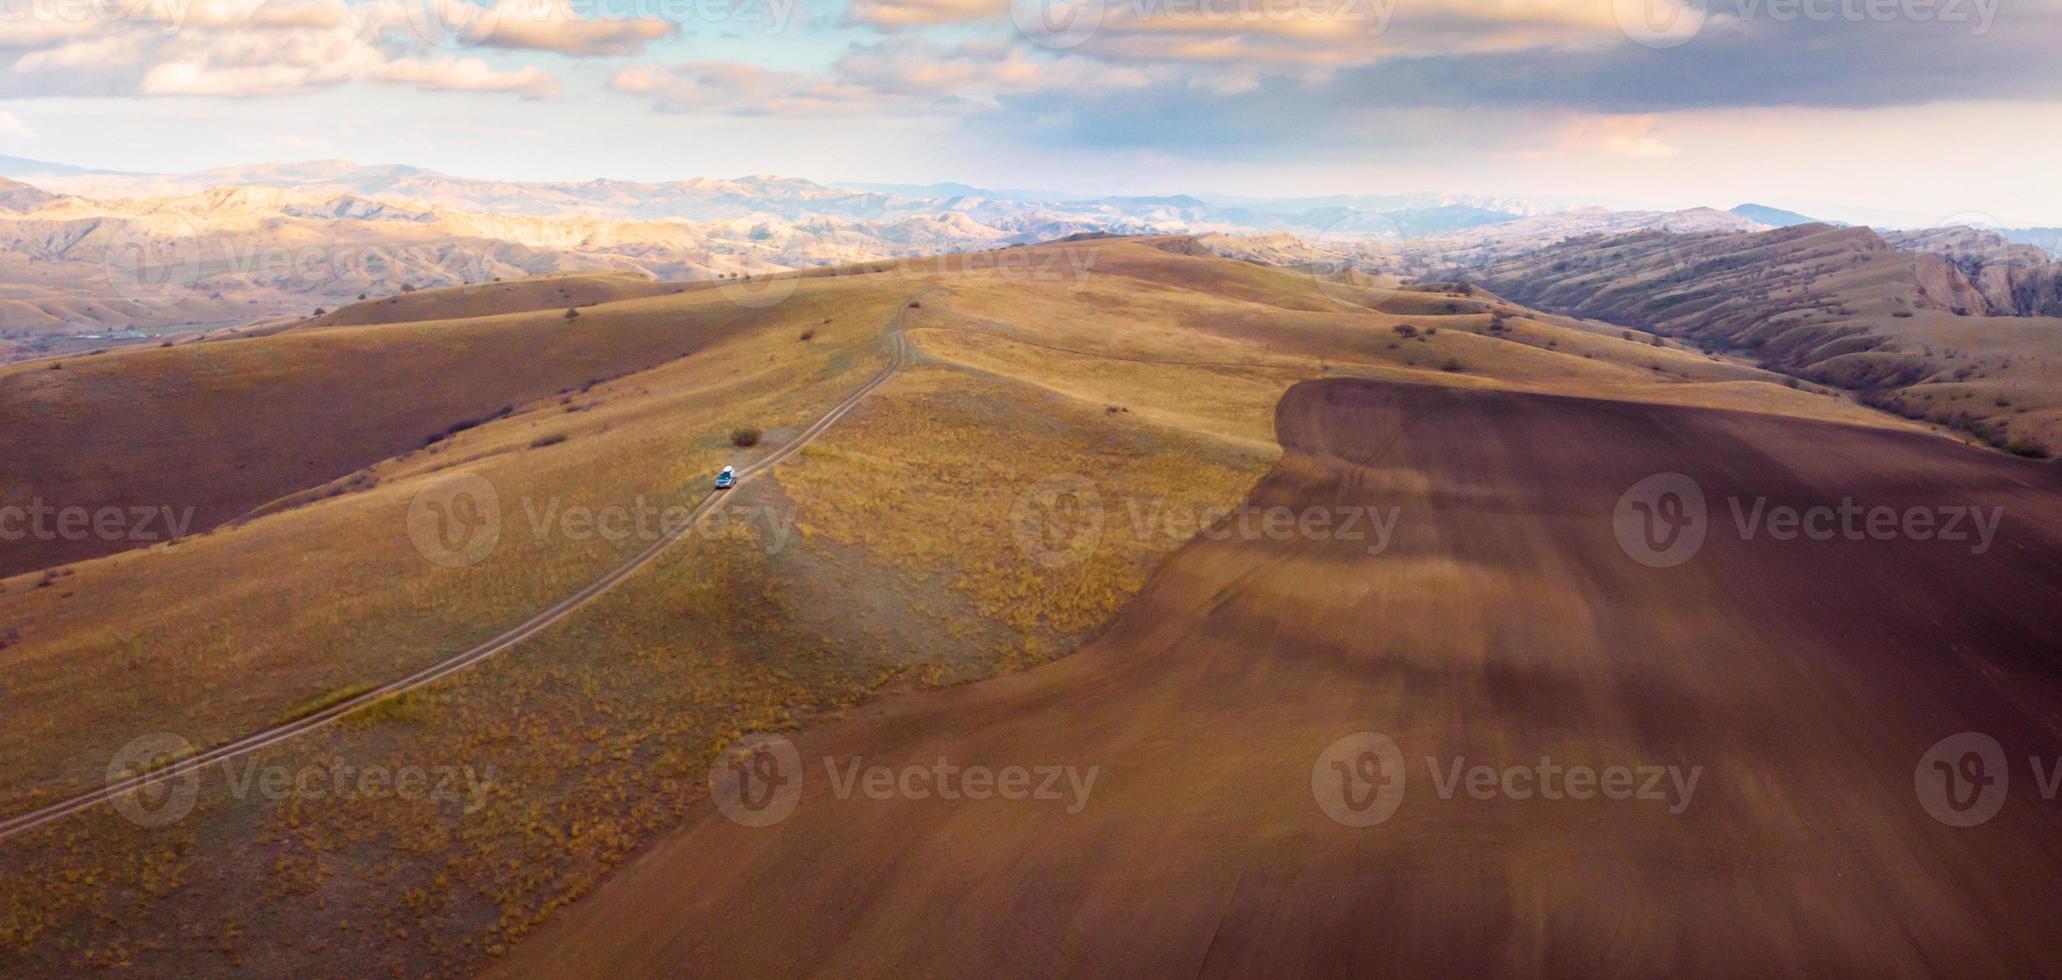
[799,329,816,341]
[424,404,514,446]
[564,307,580,320]
[529,433,569,449]
[730,427,762,448]
[2005,438,2050,459]
[1392,324,1419,339]
[1440,358,1466,372]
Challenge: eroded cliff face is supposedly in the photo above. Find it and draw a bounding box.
[1891,228,2062,317]
[1913,252,1997,315]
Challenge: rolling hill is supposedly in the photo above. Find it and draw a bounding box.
[0,236,1929,975]
[1450,223,2062,456]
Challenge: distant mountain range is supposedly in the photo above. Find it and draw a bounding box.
[1730,203,1841,228]
[0,155,2049,361]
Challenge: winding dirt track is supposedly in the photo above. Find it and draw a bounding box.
[505,377,2062,978]
[0,318,910,843]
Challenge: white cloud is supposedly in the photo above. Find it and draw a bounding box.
[0,0,672,99]
[0,110,36,139]
[480,0,677,55]
[616,40,1151,117]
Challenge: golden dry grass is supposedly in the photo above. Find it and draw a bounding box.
[0,238,1968,975]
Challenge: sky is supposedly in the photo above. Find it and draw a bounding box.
[1,0,2059,225]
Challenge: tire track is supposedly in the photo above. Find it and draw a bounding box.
[0,307,912,843]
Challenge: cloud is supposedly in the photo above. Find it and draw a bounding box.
[0,110,35,139]
[615,38,1151,116]
[843,0,1007,29]
[475,0,678,56]
[0,0,675,100]
[613,62,889,115]
[1566,114,1679,158]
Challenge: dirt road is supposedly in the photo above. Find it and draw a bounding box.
[506,377,2062,977]
[0,318,910,842]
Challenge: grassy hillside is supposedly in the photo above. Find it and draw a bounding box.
[307,272,691,328]
[0,238,1937,975]
[1459,223,2062,456]
[0,279,809,577]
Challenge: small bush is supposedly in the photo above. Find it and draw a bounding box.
[564,307,580,320]
[529,433,569,449]
[730,427,762,448]
[799,329,816,341]
[424,404,514,446]
[1392,324,1419,339]
[2005,438,2050,459]
[1440,358,1466,372]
